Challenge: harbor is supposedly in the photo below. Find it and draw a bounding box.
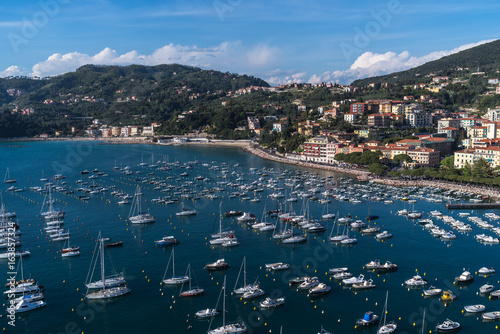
[1,140,500,333]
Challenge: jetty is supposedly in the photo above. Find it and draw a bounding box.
[446,202,500,210]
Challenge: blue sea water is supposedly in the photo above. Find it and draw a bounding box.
[0,140,499,334]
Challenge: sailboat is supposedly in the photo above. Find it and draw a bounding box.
[139,153,148,166]
[4,167,16,184]
[233,257,259,294]
[211,203,237,245]
[321,204,336,220]
[208,276,247,334]
[179,264,204,297]
[61,231,80,257]
[175,202,197,216]
[377,291,398,334]
[162,248,189,285]
[3,255,41,296]
[129,186,155,224]
[40,186,65,221]
[0,191,16,219]
[85,233,130,299]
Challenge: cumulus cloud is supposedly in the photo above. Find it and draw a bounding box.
[1,42,280,78]
[0,65,27,77]
[308,39,495,85]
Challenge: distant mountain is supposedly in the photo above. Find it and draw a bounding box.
[0,64,269,106]
[352,39,500,86]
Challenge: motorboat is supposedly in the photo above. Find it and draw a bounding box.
[333,271,352,280]
[289,277,308,286]
[352,279,376,290]
[242,288,265,299]
[260,297,285,308]
[265,262,290,271]
[297,277,320,291]
[195,308,220,318]
[13,299,46,313]
[455,271,473,284]
[361,226,380,234]
[237,212,256,222]
[155,236,179,246]
[13,292,44,303]
[478,267,495,275]
[405,275,428,287]
[480,283,495,294]
[282,234,307,244]
[225,210,242,217]
[439,290,457,303]
[365,260,381,270]
[377,261,398,272]
[222,239,240,247]
[343,274,365,285]
[482,311,500,321]
[205,259,230,271]
[423,286,442,297]
[308,283,331,296]
[329,267,348,275]
[464,304,486,313]
[356,311,379,327]
[435,319,461,332]
[341,237,357,245]
[491,290,500,298]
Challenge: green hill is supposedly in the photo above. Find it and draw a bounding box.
[352,39,500,86]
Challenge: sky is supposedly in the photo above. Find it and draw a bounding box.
[0,0,498,85]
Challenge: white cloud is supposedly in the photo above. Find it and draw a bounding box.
[308,39,495,85]
[0,65,27,77]
[15,42,280,78]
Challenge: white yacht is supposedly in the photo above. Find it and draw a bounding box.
[405,275,428,287]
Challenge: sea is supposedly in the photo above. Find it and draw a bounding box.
[0,140,499,334]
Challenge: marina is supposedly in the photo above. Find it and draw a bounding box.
[1,140,500,333]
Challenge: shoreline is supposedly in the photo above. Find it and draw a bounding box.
[0,137,253,148]
[243,146,500,201]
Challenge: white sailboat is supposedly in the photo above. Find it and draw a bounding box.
[175,202,197,216]
[61,231,80,257]
[233,257,259,294]
[179,264,204,297]
[377,291,398,334]
[85,233,129,298]
[208,276,247,334]
[0,191,16,219]
[129,186,155,224]
[211,203,237,245]
[40,186,65,221]
[162,247,189,285]
[4,167,16,184]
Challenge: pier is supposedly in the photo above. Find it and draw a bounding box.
[446,202,500,210]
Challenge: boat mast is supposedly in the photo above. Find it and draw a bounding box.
[243,256,246,287]
[222,276,226,327]
[100,234,105,291]
[172,248,175,277]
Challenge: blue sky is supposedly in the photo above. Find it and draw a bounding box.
[0,0,498,84]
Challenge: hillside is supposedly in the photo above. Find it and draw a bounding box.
[352,39,500,86]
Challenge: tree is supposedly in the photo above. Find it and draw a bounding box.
[369,163,387,175]
[393,154,412,165]
[440,156,454,170]
[472,158,493,178]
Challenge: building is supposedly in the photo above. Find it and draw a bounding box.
[405,111,433,127]
[354,129,378,139]
[487,107,500,121]
[302,136,329,163]
[406,148,440,167]
[350,103,367,115]
[454,147,500,169]
[323,109,341,119]
[247,117,260,130]
[273,123,287,132]
[438,118,460,131]
[343,113,357,124]
[438,127,459,139]
[326,142,343,163]
[368,114,392,127]
[298,120,320,137]
[111,127,121,137]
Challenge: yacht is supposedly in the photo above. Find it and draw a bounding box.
[375,231,393,240]
[155,236,179,246]
[365,260,381,270]
[205,259,230,271]
[478,267,495,275]
[308,283,331,296]
[265,262,290,271]
[463,304,486,313]
[455,271,473,284]
[260,297,285,308]
[405,275,428,287]
[195,308,220,318]
[343,274,365,285]
[479,283,495,294]
[13,299,46,313]
[423,286,442,297]
[435,319,460,332]
[352,279,376,290]
[241,288,265,299]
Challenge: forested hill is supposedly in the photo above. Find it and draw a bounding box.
[352,39,500,86]
[0,64,269,106]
